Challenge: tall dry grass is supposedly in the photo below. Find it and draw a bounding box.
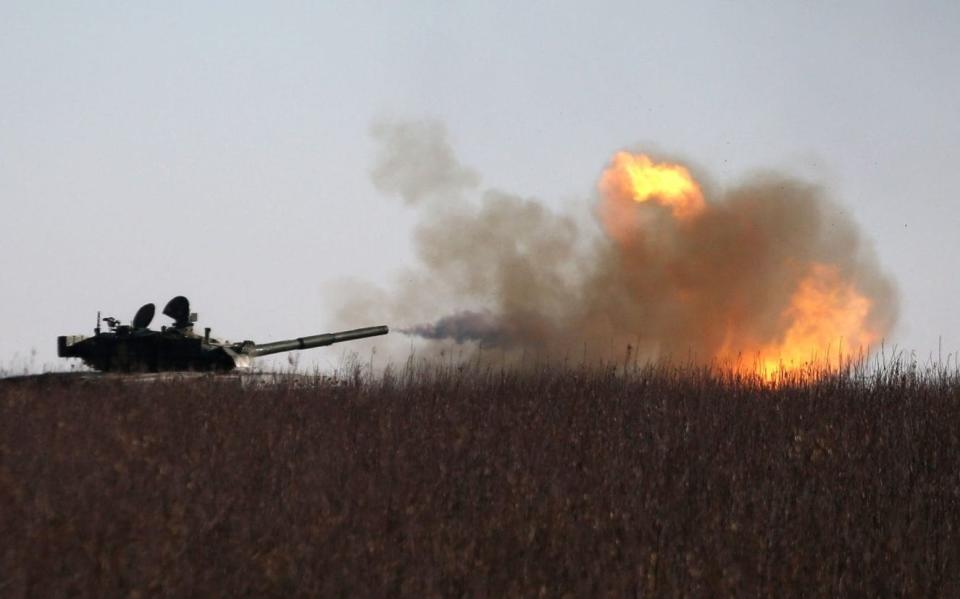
[2,359,959,596]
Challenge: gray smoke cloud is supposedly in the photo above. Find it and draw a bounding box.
[369,120,480,205]
[343,119,898,368]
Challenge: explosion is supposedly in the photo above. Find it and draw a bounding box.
[599,152,883,380]
[349,121,897,381]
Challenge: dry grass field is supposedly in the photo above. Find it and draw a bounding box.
[2,361,959,596]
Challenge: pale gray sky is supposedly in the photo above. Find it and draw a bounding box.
[2,1,958,371]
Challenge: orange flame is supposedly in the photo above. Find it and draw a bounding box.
[754,263,876,380]
[599,152,705,219]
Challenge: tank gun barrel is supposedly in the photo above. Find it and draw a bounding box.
[248,325,388,358]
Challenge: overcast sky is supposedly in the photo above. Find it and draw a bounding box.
[2,1,958,372]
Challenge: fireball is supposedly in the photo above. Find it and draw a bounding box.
[599,152,705,219]
[756,263,876,380]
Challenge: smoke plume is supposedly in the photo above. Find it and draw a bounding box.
[399,310,508,345]
[348,119,898,374]
[370,120,479,205]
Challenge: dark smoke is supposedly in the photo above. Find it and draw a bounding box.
[399,310,508,346]
[342,119,898,366]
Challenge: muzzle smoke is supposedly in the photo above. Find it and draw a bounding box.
[347,120,898,376]
[399,310,506,345]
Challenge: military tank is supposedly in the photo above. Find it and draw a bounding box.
[57,295,388,372]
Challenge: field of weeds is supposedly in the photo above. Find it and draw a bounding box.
[2,362,960,596]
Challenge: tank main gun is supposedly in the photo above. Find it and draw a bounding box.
[248,326,389,357]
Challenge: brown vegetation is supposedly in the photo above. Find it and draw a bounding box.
[2,362,959,596]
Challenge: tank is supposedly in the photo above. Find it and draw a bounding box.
[57,295,389,372]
